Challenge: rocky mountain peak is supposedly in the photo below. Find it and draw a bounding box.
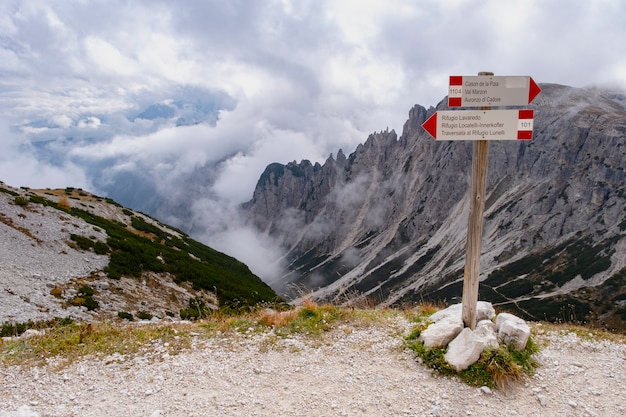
[244,83,626,329]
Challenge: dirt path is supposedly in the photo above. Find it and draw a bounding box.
[1,320,625,417]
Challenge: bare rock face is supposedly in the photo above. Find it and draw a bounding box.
[244,83,626,329]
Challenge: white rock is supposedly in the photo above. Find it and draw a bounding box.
[497,314,531,351]
[476,302,496,322]
[429,302,495,326]
[418,317,463,348]
[429,304,462,323]
[0,405,41,417]
[21,329,45,339]
[476,319,496,332]
[94,280,109,291]
[495,312,526,330]
[474,320,499,350]
[536,394,548,407]
[444,328,485,371]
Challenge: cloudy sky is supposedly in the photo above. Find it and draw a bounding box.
[1,0,625,281]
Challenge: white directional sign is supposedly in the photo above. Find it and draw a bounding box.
[421,109,534,141]
[448,75,541,107]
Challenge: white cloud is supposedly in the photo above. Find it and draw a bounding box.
[0,120,92,190]
[50,114,73,129]
[84,37,140,77]
[0,153,90,190]
[208,225,286,286]
[1,0,626,284]
[211,122,326,203]
[77,116,101,129]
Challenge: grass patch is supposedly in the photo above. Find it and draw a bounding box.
[278,303,341,336]
[200,300,353,337]
[531,322,626,344]
[14,195,29,206]
[0,301,402,366]
[403,302,443,324]
[179,297,214,320]
[0,317,74,338]
[0,321,195,367]
[405,329,540,389]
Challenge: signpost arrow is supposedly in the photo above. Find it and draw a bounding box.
[448,75,541,107]
[421,109,534,141]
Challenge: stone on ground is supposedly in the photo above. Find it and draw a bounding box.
[418,317,463,348]
[429,301,496,326]
[474,320,499,350]
[444,328,486,371]
[496,313,530,351]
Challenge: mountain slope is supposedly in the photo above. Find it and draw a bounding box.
[0,183,279,325]
[244,83,626,329]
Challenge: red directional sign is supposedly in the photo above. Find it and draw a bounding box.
[448,75,541,107]
[422,109,534,140]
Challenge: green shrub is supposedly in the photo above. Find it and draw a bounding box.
[131,216,166,239]
[93,241,109,255]
[180,298,213,320]
[136,311,153,320]
[105,197,123,207]
[118,311,134,321]
[0,317,73,337]
[81,296,99,311]
[70,234,94,251]
[78,285,95,297]
[0,187,19,196]
[14,196,29,206]
[71,295,99,311]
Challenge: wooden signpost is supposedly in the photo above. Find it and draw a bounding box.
[422,71,540,329]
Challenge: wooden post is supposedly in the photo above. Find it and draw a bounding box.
[461,71,493,329]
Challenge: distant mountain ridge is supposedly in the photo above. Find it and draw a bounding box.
[244,83,626,329]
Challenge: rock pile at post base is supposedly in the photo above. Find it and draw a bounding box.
[418,302,531,371]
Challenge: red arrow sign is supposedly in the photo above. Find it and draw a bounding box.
[422,109,535,140]
[422,111,438,139]
[448,76,541,107]
[528,78,541,104]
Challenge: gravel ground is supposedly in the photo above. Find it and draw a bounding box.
[0,190,109,323]
[1,319,625,417]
